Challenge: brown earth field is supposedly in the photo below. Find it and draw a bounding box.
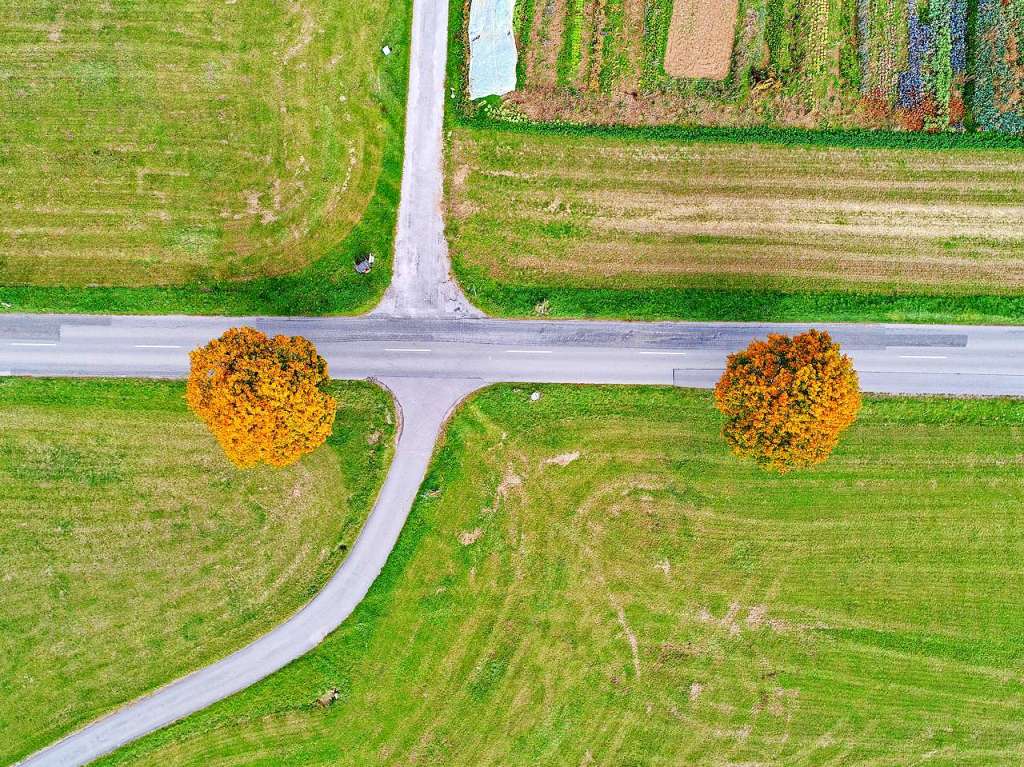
[446,127,1024,298]
[664,0,738,80]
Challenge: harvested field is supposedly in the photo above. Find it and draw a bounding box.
[96,386,1024,766]
[0,378,394,765]
[447,127,1024,316]
[664,0,738,80]
[0,0,397,288]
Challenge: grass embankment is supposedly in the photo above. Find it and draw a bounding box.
[447,126,1024,324]
[0,377,394,764]
[100,385,1024,766]
[0,0,409,315]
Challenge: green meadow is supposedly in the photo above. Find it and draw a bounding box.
[0,377,393,764]
[99,385,1024,766]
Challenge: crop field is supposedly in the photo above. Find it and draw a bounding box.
[0,377,394,765]
[0,0,401,293]
[97,385,1024,766]
[447,127,1024,322]
[472,0,1024,133]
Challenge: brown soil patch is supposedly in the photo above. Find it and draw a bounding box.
[612,598,641,676]
[664,0,738,80]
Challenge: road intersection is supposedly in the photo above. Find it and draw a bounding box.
[8,0,1023,763]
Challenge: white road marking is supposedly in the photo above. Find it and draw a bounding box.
[135,344,182,349]
[899,355,948,359]
[10,341,57,347]
[639,351,687,356]
[505,349,553,354]
[384,348,432,353]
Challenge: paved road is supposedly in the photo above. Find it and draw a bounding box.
[372,0,478,317]
[2,315,1023,395]
[15,378,484,767]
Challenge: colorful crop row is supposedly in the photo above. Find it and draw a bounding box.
[475,0,1024,134]
[974,0,1024,133]
[857,0,967,130]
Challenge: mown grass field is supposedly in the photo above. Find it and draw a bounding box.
[99,385,1024,766]
[0,0,408,314]
[447,126,1024,323]
[0,377,394,765]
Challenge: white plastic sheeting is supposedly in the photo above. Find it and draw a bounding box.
[468,0,518,99]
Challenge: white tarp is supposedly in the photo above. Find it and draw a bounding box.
[468,0,518,99]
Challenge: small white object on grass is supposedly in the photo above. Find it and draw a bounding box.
[530,391,541,402]
[382,45,392,56]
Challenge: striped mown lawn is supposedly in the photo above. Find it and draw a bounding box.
[0,0,398,289]
[98,385,1024,766]
[0,378,393,764]
[447,127,1024,323]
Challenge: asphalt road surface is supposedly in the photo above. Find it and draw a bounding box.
[1,315,1023,396]
[372,0,478,317]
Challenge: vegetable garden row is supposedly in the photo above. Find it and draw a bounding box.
[488,0,1024,133]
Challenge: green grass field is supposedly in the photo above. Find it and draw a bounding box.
[447,125,1024,323]
[0,0,408,314]
[98,385,1024,766]
[0,377,394,764]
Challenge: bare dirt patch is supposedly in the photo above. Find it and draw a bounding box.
[664,0,738,80]
[543,450,580,467]
[612,598,642,676]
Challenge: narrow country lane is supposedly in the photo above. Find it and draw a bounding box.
[372,0,479,317]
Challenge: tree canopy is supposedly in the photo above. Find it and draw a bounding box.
[186,327,337,468]
[714,330,861,473]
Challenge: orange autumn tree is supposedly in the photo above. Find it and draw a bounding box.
[714,330,861,473]
[186,327,337,468]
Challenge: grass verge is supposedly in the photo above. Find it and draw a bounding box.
[0,377,394,764]
[97,384,1024,766]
